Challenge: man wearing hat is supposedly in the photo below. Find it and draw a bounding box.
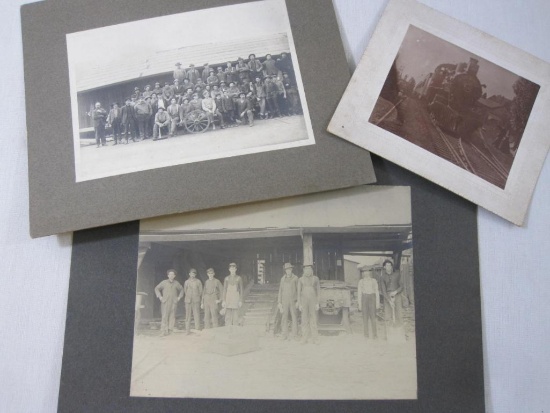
[206,69,219,87]
[380,260,404,328]
[121,98,136,144]
[182,86,194,103]
[184,268,203,334]
[195,77,206,89]
[154,269,184,337]
[178,97,192,126]
[189,93,203,111]
[226,82,241,100]
[152,107,171,140]
[131,86,141,101]
[181,79,194,95]
[221,90,236,125]
[263,53,279,77]
[297,265,321,344]
[224,61,237,85]
[173,62,186,84]
[236,92,254,127]
[274,74,288,116]
[216,66,226,84]
[247,53,263,77]
[276,52,294,82]
[134,97,152,140]
[265,76,281,118]
[282,72,300,115]
[236,57,250,84]
[201,268,223,329]
[202,90,224,130]
[166,98,180,137]
[106,102,122,145]
[152,82,163,96]
[210,85,222,99]
[277,263,299,340]
[91,102,108,148]
[253,76,267,119]
[142,84,153,99]
[201,63,211,82]
[171,79,186,103]
[222,263,244,326]
[162,82,174,102]
[358,265,380,339]
[186,63,200,85]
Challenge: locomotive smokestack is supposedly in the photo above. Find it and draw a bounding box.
[467,58,479,75]
[457,62,468,73]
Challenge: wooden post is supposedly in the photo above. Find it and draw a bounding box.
[302,234,313,266]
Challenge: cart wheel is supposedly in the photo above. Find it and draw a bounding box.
[184,110,210,134]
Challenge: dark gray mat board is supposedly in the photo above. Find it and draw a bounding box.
[58,156,484,412]
[21,0,375,238]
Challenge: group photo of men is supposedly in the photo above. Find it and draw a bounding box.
[131,257,416,399]
[89,52,303,148]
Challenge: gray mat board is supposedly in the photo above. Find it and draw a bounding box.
[21,0,375,238]
[58,156,484,412]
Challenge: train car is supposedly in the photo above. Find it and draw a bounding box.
[425,58,484,140]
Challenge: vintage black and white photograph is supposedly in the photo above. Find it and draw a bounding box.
[130,186,416,399]
[328,0,550,225]
[67,0,314,182]
[369,25,539,189]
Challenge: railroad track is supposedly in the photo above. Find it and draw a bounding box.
[430,121,508,187]
[372,97,406,126]
[379,97,510,188]
[431,122,475,173]
[476,131,511,178]
[470,144,508,182]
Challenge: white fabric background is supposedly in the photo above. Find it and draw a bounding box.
[0,0,548,411]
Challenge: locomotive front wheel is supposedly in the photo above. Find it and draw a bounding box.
[184,110,210,134]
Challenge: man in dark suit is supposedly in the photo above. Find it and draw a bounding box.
[121,98,136,144]
[186,63,200,85]
[107,102,123,145]
[91,102,108,148]
[171,79,186,103]
[173,62,186,83]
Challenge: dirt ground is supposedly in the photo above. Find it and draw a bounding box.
[77,115,311,181]
[130,311,417,400]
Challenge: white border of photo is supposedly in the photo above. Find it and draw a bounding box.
[67,0,315,182]
[328,0,550,226]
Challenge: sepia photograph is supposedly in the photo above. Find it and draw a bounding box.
[67,0,314,182]
[328,0,550,226]
[130,186,417,399]
[369,25,539,189]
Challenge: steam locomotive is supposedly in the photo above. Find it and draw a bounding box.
[422,58,484,140]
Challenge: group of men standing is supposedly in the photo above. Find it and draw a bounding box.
[151,261,321,344]
[153,263,244,336]
[89,53,302,148]
[277,259,405,344]
[150,258,404,343]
